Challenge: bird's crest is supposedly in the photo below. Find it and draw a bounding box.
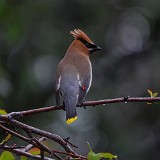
[70,29,93,43]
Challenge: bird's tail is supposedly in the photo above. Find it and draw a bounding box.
[64,94,78,124]
[60,68,79,124]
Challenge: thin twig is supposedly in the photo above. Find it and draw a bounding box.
[26,131,63,160]
[64,137,78,148]
[21,137,47,152]
[1,145,54,160]
[32,136,63,160]
[40,149,44,160]
[0,115,85,159]
[50,149,87,159]
[0,124,32,144]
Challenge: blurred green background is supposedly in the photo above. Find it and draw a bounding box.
[1,0,160,159]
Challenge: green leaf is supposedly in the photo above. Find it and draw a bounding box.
[0,109,7,115]
[147,89,153,97]
[153,92,158,97]
[29,148,40,155]
[21,156,27,160]
[87,142,117,160]
[147,89,158,105]
[87,148,99,160]
[147,102,152,105]
[0,151,15,160]
[0,133,12,145]
[98,153,117,160]
[147,89,158,98]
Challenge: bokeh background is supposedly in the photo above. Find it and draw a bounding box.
[1,0,160,159]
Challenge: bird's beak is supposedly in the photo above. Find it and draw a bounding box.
[89,44,102,53]
[96,46,102,51]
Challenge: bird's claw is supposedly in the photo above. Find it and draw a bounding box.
[124,96,130,103]
[78,101,86,109]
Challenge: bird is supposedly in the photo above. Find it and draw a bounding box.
[55,29,101,124]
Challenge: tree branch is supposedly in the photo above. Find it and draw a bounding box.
[0,115,86,159]
[0,97,159,159]
[0,145,53,160]
[5,97,160,119]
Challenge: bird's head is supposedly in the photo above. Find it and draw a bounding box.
[70,29,101,54]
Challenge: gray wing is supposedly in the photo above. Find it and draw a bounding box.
[77,74,92,105]
[55,73,61,106]
[55,90,61,106]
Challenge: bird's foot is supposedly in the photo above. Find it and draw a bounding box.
[77,101,86,109]
[124,96,130,103]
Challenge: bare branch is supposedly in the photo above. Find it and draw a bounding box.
[1,145,54,160]
[83,97,160,106]
[0,115,86,159]
[0,124,32,144]
[1,96,159,159]
[5,97,160,119]
[25,131,63,160]
[21,137,47,152]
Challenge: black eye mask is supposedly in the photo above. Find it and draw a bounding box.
[78,38,96,49]
[78,38,101,53]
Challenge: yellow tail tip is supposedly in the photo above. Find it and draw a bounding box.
[66,116,78,124]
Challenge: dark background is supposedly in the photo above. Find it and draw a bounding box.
[0,0,160,159]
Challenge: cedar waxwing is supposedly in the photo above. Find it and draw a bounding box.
[55,29,101,124]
